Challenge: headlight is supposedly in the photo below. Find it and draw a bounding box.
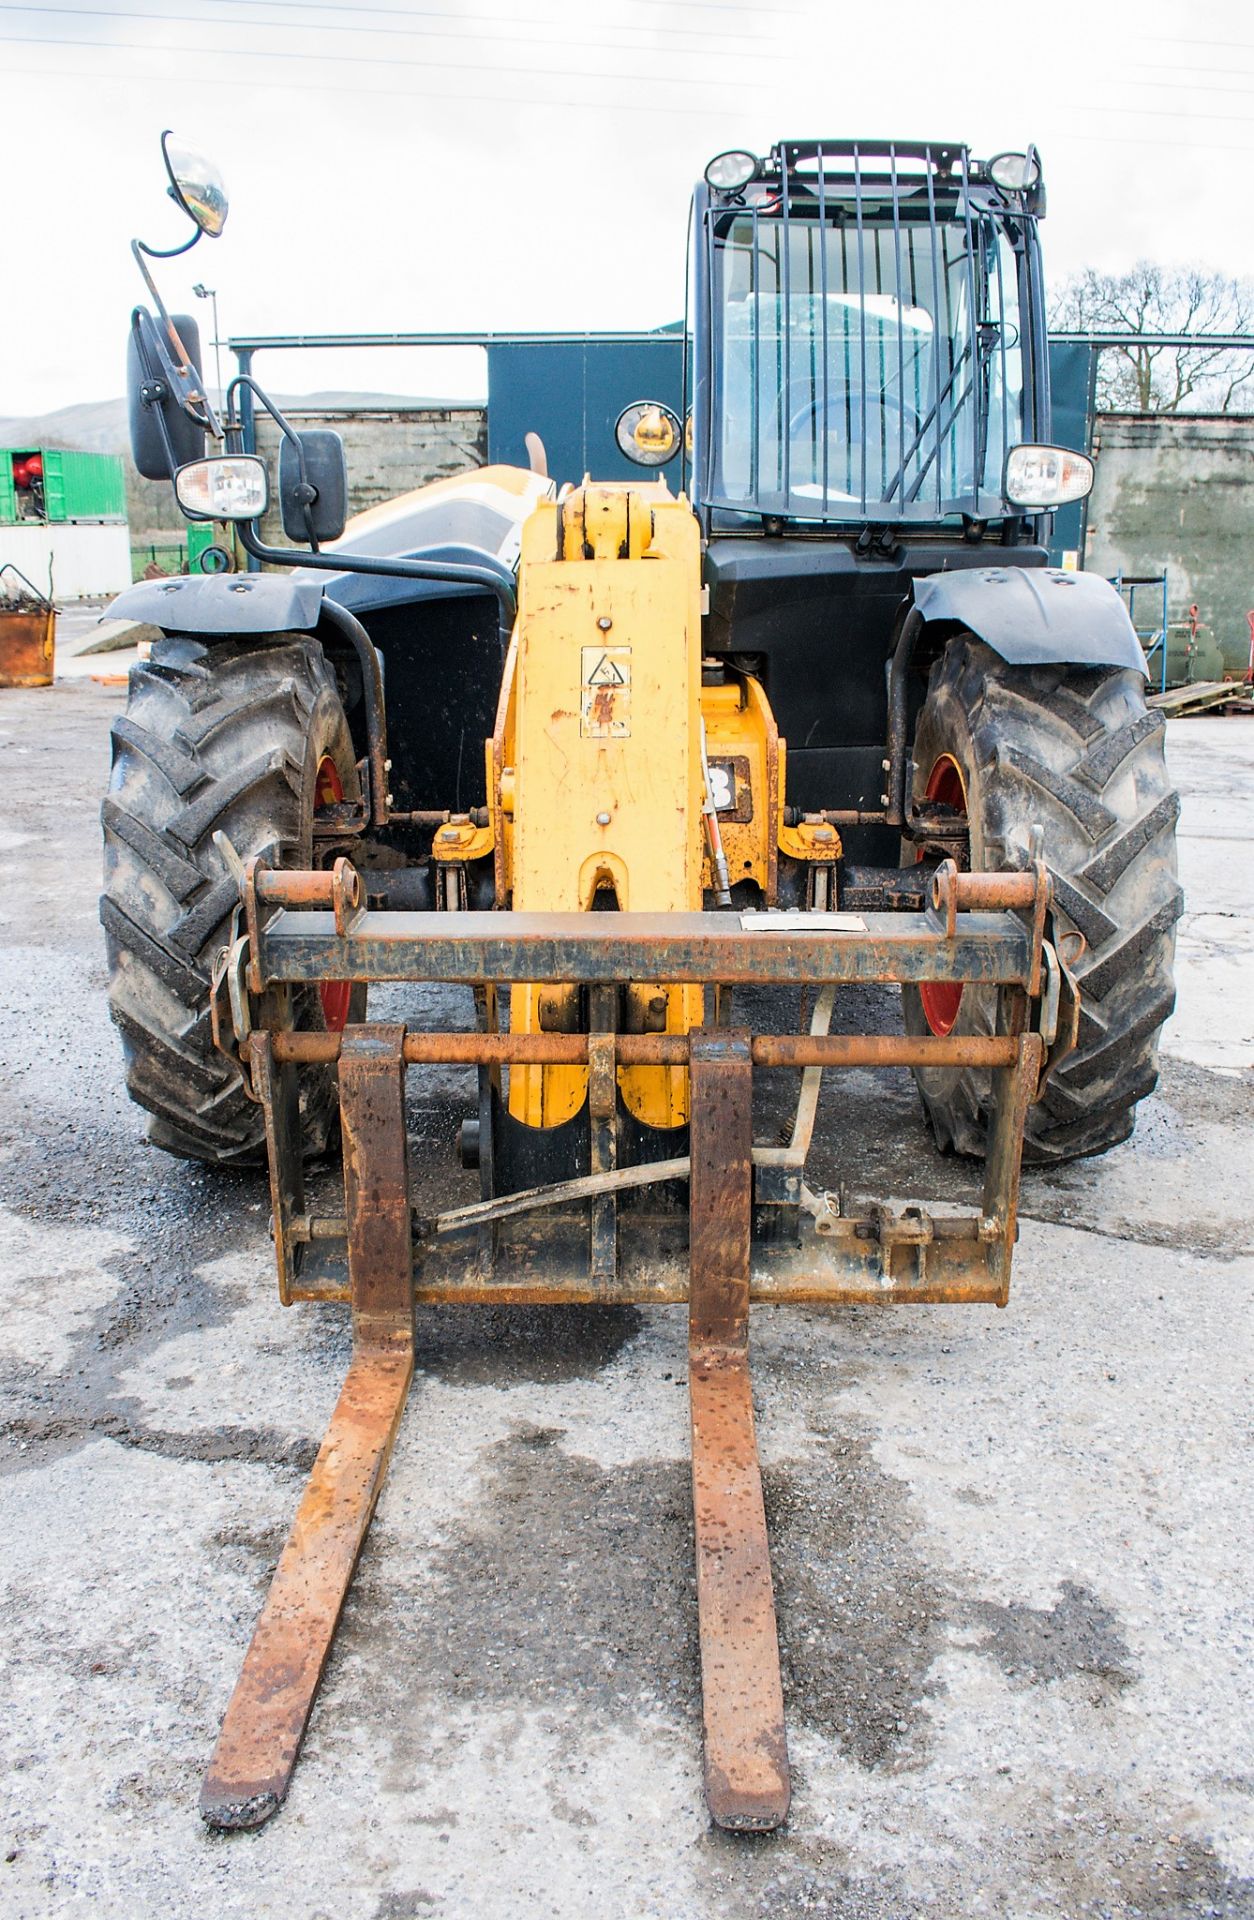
[615,401,682,467]
[175,455,269,520]
[704,149,759,194]
[988,150,1041,192]
[1003,444,1093,509]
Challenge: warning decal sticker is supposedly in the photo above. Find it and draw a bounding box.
[580,646,631,738]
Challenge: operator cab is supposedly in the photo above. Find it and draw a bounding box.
[689,141,1082,541]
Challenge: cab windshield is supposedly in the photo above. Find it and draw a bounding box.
[706,202,1025,523]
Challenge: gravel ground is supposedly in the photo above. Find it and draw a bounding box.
[0,682,1251,1920]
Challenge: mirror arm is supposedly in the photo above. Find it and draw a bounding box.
[227,376,322,551]
[226,373,518,636]
[134,228,202,264]
[233,521,518,642]
[146,385,181,487]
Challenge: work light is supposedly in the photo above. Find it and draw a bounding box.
[615,401,682,466]
[987,151,1041,192]
[1003,444,1093,509]
[704,150,759,194]
[175,455,269,519]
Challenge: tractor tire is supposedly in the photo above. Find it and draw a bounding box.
[902,633,1181,1164]
[101,632,363,1166]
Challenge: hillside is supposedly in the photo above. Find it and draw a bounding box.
[0,392,470,454]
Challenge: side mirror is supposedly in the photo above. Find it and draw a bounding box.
[279,430,348,544]
[162,131,228,238]
[127,308,207,479]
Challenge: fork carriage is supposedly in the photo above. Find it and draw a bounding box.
[199,854,1073,1832]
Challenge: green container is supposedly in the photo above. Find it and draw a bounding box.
[1,448,127,524]
[43,449,127,521]
[187,521,217,572]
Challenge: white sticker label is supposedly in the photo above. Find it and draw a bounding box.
[739,911,868,932]
[580,646,631,737]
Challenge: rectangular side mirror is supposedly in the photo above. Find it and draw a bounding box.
[279,429,348,544]
[127,308,207,479]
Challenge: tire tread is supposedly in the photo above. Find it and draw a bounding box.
[101,632,356,1164]
[905,635,1180,1164]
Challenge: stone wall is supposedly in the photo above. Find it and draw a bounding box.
[1084,413,1254,677]
[253,405,487,547]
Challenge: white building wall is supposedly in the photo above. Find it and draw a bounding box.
[0,522,132,601]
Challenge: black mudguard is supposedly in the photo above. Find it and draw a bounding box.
[913,566,1146,674]
[108,548,501,636]
[107,571,328,634]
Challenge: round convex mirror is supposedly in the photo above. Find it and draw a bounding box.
[162,131,229,237]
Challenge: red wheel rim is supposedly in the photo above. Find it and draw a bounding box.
[919,754,968,1037]
[314,756,353,1033]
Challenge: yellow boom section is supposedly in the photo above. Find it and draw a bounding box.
[501,481,705,1129]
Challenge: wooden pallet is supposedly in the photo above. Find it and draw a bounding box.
[1149,680,1254,718]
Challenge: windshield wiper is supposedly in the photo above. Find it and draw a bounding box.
[881,340,971,503]
[883,323,1000,506]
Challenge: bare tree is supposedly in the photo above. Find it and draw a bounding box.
[1049,262,1254,412]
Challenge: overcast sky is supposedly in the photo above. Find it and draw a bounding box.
[2,0,1250,416]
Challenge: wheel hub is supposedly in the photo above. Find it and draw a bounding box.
[919,754,967,1037]
[314,756,353,1032]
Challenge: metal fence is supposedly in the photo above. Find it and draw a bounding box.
[130,540,188,581]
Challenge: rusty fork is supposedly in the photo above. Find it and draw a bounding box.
[688,1031,790,1830]
[200,1027,414,1829]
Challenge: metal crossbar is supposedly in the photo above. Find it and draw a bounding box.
[250,906,1037,988]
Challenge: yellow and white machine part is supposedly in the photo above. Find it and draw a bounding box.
[495,481,704,1129]
[460,476,840,1134]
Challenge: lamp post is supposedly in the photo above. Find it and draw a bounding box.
[191,283,229,573]
[193,283,224,411]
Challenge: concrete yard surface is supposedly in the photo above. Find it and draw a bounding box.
[0,687,1251,1920]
